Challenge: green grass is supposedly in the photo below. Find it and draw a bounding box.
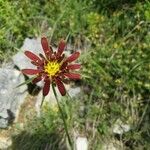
[0,0,150,149]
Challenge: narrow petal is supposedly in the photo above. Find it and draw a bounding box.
[65,52,80,63]
[41,37,52,58]
[58,54,65,62]
[67,64,81,70]
[64,73,81,79]
[31,61,40,66]
[32,76,42,84]
[25,51,42,63]
[39,53,46,60]
[43,79,50,96]
[22,69,41,75]
[60,61,68,70]
[55,78,66,96]
[57,40,66,55]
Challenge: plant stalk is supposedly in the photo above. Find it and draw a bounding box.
[52,84,73,150]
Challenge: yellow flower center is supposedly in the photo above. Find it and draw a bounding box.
[44,61,60,76]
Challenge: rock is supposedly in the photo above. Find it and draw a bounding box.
[0,136,12,150]
[75,136,88,150]
[68,87,81,98]
[102,139,123,150]
[35,84,70,116]
[12,38,44,71]
[35,85,81,116]
[1,61,15,69]
[103,142,117,150]
[0,68,27,128]
[113,119,130,134]
[12,38,45,87]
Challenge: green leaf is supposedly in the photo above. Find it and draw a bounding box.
[15,77,36,88]
[128,60,150,74]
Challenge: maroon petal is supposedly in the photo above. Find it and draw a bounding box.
[57,40,66,56]
[43,79,50,96]
[25,51,42,63]
[64,73,81,79]
[65,52,80,63]
[41,37,52,58]
[22,69,41,75]
[67,64,81,70]
[39,53,46,60]
[57,54,65,62]
[60,61,68,70]
[55,78,66,96]
[32,76,42,84]
[31,61,40,66]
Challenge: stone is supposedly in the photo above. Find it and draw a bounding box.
[68,87,81,98]
[102,139,123,150]
[0,136,12,150]
[35,84,70,116]
[0,68,27,128]
[112,119,130,134]
[12,38,44,71]
[1,61,15,69]
[12,38,45,87]
[75,136,88,150]
[102,142,117,150]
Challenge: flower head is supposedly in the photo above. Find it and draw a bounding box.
[22,37,81,96]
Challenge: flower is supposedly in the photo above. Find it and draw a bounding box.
[22,37,81,96]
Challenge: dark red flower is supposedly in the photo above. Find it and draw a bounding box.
[22,37,81,96]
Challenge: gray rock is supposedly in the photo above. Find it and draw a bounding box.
[12,38,43,71]
[1,61,15,69]
[35,84,70,116]
[68,87,81,98]
[102,139,123,150]
[102,142,118,150]
[0,68,27,128]
[0,136,12,150]
[75,136,88,150]
[112,119,130,134]
[12,38,44,87]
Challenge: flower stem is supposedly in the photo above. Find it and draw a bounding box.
[52,84,73,150]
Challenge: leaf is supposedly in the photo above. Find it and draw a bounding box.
[128,60,150,74]
[15,77,36,88]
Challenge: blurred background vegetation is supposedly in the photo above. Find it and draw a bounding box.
[0,0,150,149]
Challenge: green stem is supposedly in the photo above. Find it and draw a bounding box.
[40,96,45,108]
[52,84,73,150]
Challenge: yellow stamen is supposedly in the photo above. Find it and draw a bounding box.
[44,61,60,76]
